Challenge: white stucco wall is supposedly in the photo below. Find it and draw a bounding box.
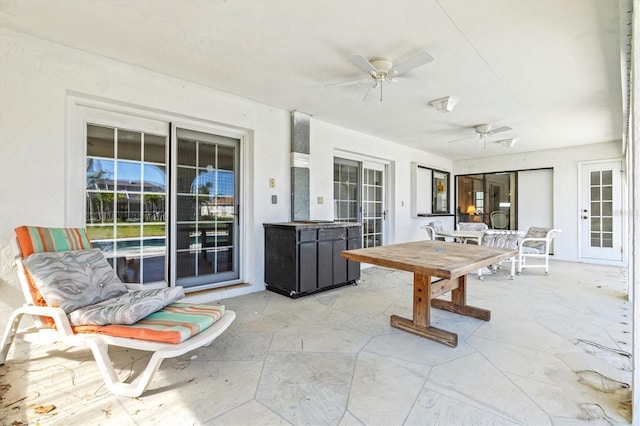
[453,142,624,262]
[0,29,626,334]
[0,30,452,328]
[308,119,452,244]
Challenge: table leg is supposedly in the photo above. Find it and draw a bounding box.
[390,273,458,347]
[431,275,491,321]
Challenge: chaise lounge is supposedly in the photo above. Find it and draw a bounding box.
[0,226,235,397]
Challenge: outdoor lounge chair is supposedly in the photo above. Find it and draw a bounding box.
[0,226,236,398]
[517,227,561,275]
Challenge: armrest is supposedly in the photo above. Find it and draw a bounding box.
[520,237,548,243]
[14,304,75,337]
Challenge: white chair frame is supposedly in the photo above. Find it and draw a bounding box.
[517,228,562,275]
[0,238,236,397]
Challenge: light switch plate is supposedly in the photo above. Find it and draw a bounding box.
[271,195,277,204]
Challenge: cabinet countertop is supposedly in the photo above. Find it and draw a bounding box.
[263,221,361,229]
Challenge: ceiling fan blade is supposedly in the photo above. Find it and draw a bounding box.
[389,50,434,75]
[350,54,379,75]
[488,126,512,135]
[325,77,374,88]
[448,134,476,143]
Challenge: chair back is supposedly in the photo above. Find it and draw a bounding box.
[427,220,443,233]
[490,211,509,229]
[522,227,552,252]
[479,230,524,249]
[422,225,435,240]
[14,226,95,327]
[458,222,488,231]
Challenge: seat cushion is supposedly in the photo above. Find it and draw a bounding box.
[68,287,185,326]
[22,249,128,313]
[73,303,226,344]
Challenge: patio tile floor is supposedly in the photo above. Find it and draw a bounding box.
[0,260,632,425]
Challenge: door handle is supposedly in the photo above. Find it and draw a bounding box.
[581,216,588,219]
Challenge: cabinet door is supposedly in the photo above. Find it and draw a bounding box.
[346,236,361,281]
[332,239,348,285]
[299,241,317,293]
[265,228,297,291]
[317,240,333,288]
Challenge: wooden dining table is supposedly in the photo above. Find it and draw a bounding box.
[341,240,517,347]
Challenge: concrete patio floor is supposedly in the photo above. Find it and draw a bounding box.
[0,260,632,425]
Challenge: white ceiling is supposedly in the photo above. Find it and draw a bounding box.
[0,0,629,159]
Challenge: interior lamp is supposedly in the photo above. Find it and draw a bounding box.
[466,205,476,215]
[428,96,457,113]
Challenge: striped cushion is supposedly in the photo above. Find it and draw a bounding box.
[73,303,226,344]
[15,226,92,258]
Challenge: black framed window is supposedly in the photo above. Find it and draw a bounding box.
[412,164,450,216]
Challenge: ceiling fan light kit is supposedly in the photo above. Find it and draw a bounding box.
[429,96,457,113]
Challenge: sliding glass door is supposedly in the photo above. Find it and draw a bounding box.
[456,172,517,229]
[172,127,240,289]
[82,107,242,292]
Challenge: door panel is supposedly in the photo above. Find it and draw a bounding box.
[172,126,240,288]
[581,161,622,262]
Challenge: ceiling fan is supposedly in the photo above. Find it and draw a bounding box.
[448,124,513,149]
[326,50,434,101]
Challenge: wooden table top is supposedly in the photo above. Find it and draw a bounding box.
[341,240,517,279]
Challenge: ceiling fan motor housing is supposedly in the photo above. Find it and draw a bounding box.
[369,57,393,74]
[475,124,492,134]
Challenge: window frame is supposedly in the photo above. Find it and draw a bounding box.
[410,163,451,217]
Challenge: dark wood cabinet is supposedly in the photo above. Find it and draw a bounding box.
[263,222,361,297]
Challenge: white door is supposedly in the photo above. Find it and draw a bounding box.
[333,157,387,248]
[362,161,386,248]
[580,161,623,262]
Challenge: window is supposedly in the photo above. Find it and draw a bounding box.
[589,169,613,248]
[411,164,450,216]
[86,124,167,284]
[456,172,517,228]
